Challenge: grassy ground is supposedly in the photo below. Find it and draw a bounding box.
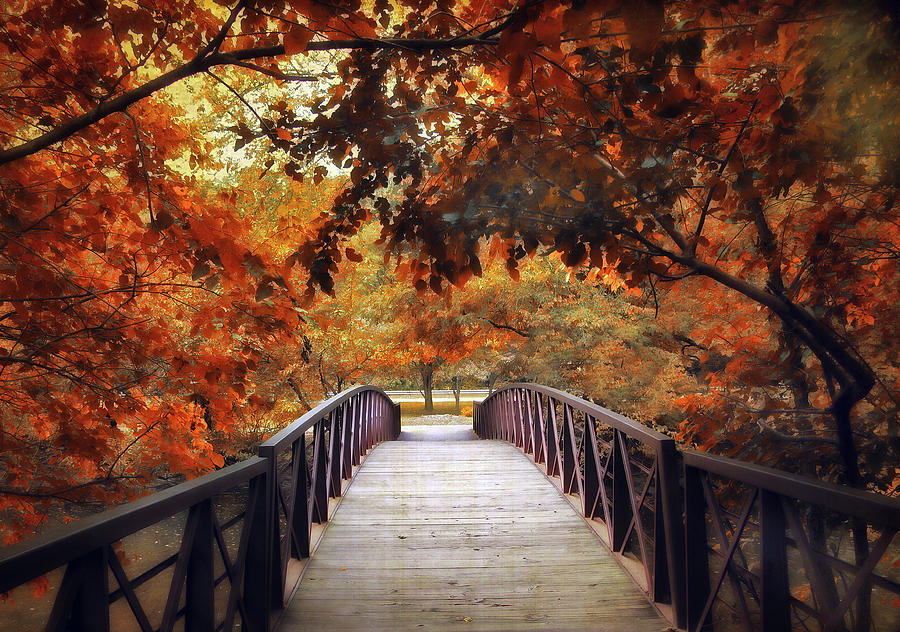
[399,400,473,420]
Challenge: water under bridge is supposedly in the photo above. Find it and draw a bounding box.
[0,385,897,631]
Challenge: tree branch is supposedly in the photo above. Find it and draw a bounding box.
[0,37,499,166]
[0,475,143,503]
[483,317,530,338]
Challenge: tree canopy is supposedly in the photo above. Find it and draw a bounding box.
[1,0,898,541]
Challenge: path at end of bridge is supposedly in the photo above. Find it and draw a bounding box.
[278,425,669,631]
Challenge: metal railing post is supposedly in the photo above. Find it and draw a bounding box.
[244,471,272,632]
[657,438,686,628]
[683,464,711,632]
[49,547,110,632]
[760,490,790,631]
[186,499,215,632]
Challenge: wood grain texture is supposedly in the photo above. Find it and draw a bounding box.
[278,425,669,631]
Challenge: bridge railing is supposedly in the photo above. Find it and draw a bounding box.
[475,383,900,632]
[258,386,400,610]
[0,385,399,632]
[474,383,687,627]
[683,451,900,632]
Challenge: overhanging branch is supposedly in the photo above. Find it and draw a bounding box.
[0,37,498,167]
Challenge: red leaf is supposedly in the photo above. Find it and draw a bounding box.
[284,27,312,55]
[622,0,664,62]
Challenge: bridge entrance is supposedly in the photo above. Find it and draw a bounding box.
[278,424,667,631]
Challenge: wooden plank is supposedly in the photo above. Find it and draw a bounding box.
[278,426,668,631]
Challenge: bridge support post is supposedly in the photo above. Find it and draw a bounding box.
[359,392,369,455]
[351,395,361,466]
[244,471,273,632]
[342,401,354,478]
[328,409,342,498]
[506,390,515,444]
[512,389,524,448]
[489,397,497,438]
[760,490,790,632]
[186,499,215,632]
[291,436,311,559]
[656,439,686,628]
[611,430,632,552]
[48,547,110,632]
[684,465,711,632]
[498,391,507,441]
[311,421,329,523]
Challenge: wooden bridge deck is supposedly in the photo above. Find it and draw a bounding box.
[278,425,669,631]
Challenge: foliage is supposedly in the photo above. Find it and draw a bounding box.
[0,0,897,545]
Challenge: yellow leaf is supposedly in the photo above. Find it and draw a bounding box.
[570,189,585,202]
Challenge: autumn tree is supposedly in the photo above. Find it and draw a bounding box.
[461,254,695,425]
[298,222,407,397]
[384,277,502,414]
[1,0,897,557]
[267,0,897,492]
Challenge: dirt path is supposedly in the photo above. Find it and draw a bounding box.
[401,414,472,426]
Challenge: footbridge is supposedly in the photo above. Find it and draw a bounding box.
[1,385,897,631]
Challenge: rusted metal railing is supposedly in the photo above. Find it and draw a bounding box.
[0,385,399,632]
[474,383,687,627]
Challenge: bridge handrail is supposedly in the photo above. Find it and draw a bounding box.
[0,457,267,595]
[476,382,900,632]
[682,449,900,632]
[0,384,400,632]
[256,385,399,615]
[259,385,393,456]
[682,450,900,527]
[475,383,687,627]
[486,382,673,446]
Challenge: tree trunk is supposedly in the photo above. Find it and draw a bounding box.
[833,391,872,632]
[451,376,461,415]
[420,365,435,414]
[287,375,313,412]
[783,330,846,630]
[192,394,215,431]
